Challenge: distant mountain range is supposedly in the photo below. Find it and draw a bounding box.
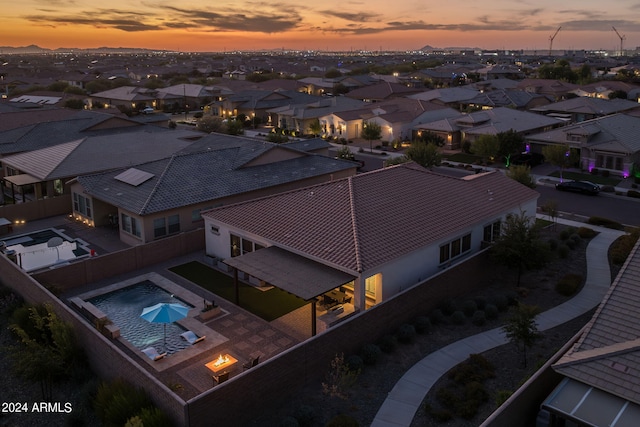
[0,45,164,54]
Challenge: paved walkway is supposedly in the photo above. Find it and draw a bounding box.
[371,218,626,427]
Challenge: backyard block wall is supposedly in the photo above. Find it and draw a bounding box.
[32,229,205,291]
[3,236,505,427]
[0,253,187,426]
[0,195,71,223]
[186,250,495,426]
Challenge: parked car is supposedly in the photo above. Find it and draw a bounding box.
[555,180,600,195]
[142,107,154,114]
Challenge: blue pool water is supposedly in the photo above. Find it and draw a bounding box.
[89,280,194,355]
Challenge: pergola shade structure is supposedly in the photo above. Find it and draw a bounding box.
[223,246,356,335]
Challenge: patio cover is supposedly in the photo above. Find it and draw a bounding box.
[542,377,640,427]
[3,174,41,186]
[223,246,356,301]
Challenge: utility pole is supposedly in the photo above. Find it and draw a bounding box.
[612,26,626,57]
[549,27,561,56]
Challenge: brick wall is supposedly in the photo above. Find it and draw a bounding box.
[33,229,205,291]
[0,254,187,426]
[186,250,493,426]
[3,239,494,427]
[0,195,71,222]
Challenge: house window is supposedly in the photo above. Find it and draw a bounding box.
[121,213,141,238]
[167,214,180,234]
[483,220,501,242]
[210,225,220,235]
[439,233,472,265]
[230,234,241,257]
[242,238,253,254]
[615,157,623,171]
[73,192,92,218]
[153,218,166,238]
[365,273,381,297]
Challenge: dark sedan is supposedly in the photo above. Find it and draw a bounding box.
[555,180,600,195]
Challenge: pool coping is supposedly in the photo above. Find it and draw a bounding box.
[72,272,231,372]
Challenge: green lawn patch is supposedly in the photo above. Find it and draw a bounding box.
[548,171,621,186]
[169,261,307,322]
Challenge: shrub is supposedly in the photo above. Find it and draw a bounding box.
[397,323,416,343]
[565,238,577,250]
[556,274,583,296]
[94,379,153,427]
[413,316,431,334]
[292,404,316,427]
[461,300,478,317]
[587,216,624,230]
[360,343,382,365]
[577,227,597,239]
[484,304,499,320]
[439,299,457,315]
[326,414,359,427]
[548,238,558,250]
[137,406,173,427]
[492,295,509,312]
[628,190,640,199]
[559,229,570,240]
[506,291,519,306]
[474,296,487,310]
[378,334,398,353]
[472,310,486,326]
[570,233,581,244]
[610,230,640,264]
[451,310,466,325]
[590,168,599,175]
[346,354,364,372]
[430,308,446,325]
[495,390,513,406]
[558,244,570,258]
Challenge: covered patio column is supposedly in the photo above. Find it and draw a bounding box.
[353,274,366,311]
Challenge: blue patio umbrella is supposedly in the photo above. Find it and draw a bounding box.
[140,303,189,350]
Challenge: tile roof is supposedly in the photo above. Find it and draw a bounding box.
[554,240,640,405]
[1,129,201,180]
[530,97,640,115]
[78,139,357,215]
[203,163,539,273]
[527,113,640,154]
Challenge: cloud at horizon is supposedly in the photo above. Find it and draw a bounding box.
[2,0,639,51]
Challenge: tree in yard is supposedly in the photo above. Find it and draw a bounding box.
[470,134,500,163]
[506,164,536,189]
[541,199,559,230]
[406,141,441,168]
[309,118,322,137]
[336,145,355,161]
[502,304,541,368]
[384,156,410,167]
[542,144,579,181]
[497,130,525,166]
[361,121,382,153]
[196,116,226,133]
[417,130,445,147]
[490,211,550,286]
[63,99,86,110]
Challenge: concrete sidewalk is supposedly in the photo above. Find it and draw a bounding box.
[371,218,626,427]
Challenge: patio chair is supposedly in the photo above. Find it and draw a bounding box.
[212,371,229,386]
[180,330,205,345]
[243,355,260,370]
[142,346,167,361]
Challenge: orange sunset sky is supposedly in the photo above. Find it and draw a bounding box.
[1,1,639,52]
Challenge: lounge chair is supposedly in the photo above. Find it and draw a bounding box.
[142,346,166,361]
[180,330,205,345]
[243,355,260,370]
[212,371,229,386]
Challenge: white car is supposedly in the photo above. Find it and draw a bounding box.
[142,107,154,114]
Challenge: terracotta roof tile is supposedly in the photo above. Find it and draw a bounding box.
[204,163,539,273]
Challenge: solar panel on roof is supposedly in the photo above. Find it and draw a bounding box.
[114,168,154,186]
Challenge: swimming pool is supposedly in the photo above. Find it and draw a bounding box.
[89,280,194,355]
[1,228,90,272]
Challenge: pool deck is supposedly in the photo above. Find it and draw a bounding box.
[3,215,311,398]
